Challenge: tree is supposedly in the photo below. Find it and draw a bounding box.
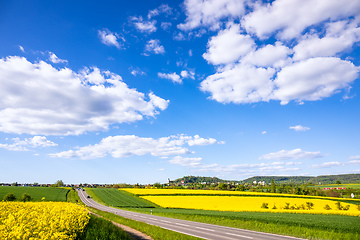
[3,193,16,201]
[271,179,276,193]
[55,180,64,187]
[217,183,228,190]
[336,180,341,185]
[19,193,31,202]
[235,185,246,191]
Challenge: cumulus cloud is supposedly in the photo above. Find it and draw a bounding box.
[178,0,247,30]
[98,29,123,48]
[203,24,255,65]
[200,63,275,104]
[50,134,220,160]
[130,67,146,76]
[187,135,216,146]
[169,156,202,166]
[0,136,57,151]
[241,43,291,68]
[19,45,25,52]
[48,52,67,64]
[145,39,165,54]
[132,16,157,34]
[158,70,195,84]
[242,0,360,40]
[158,72,182,84]
[259,149,322,160]
[196,0,360,106]
[289,125,310,132]
[0,56,169,135]
[180,70,195,79]
[272,57,358,105]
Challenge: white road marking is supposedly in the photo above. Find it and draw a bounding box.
[175,223,189,227]
[226,232,253,239]
[160,220,172,223]
[196,226,215,232]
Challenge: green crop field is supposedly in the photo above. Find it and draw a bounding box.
[0,186,68,201]
[131,207,360,235]
[90,188,155,208]
[311,184,360,189]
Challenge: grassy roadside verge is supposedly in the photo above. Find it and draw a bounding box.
[77,214,132,240]
[126,208,360,240]
[88,207,202,240]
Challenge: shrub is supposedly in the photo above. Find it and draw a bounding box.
[306,202,314,210]
[3,193,16,201]
[324,204,332,210]
[261,203,269,209]
[283,202,290,210]
[19,193,31,202]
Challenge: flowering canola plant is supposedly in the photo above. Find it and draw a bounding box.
[141,195,360,216]
[0,202,90,240]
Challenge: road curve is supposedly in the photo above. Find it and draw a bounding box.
[77,189,304,240]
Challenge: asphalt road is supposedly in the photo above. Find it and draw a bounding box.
[77,189,304,240]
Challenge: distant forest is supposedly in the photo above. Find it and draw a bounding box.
[173,174,360,185]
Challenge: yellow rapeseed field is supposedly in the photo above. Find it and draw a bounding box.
[141,195,360,216]
[121,188,360,217]
[0,202,90,240]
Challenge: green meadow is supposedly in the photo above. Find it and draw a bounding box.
[0,186,68,201]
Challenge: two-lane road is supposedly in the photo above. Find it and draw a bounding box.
[77,189,303,240]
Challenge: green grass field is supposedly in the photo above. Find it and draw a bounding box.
[311,184,360,189]
[89,188,156,208]
[0,186,68,201]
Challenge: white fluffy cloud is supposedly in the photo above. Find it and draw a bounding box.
[132,16,157,34]
[0,56,169,135]
[203,24,255,65]
[259,149,322,160]
[158,72,182,84]
[289,125,310,132]
[242,0,360,40]
[187,135,216,146]
[169,156,202,166]
[48,52,68,64]
[178,0,247,30]
[98,29,123,48]
[241,43,291,68]
[0,136,57,151]
[50,134,220,160]
[200,63,275,104]
[196,0,360,105]
[145,39,165,54]
[158,70,195,84]
[272,57,358,105]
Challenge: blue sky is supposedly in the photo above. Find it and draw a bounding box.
[1,0,360,184]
